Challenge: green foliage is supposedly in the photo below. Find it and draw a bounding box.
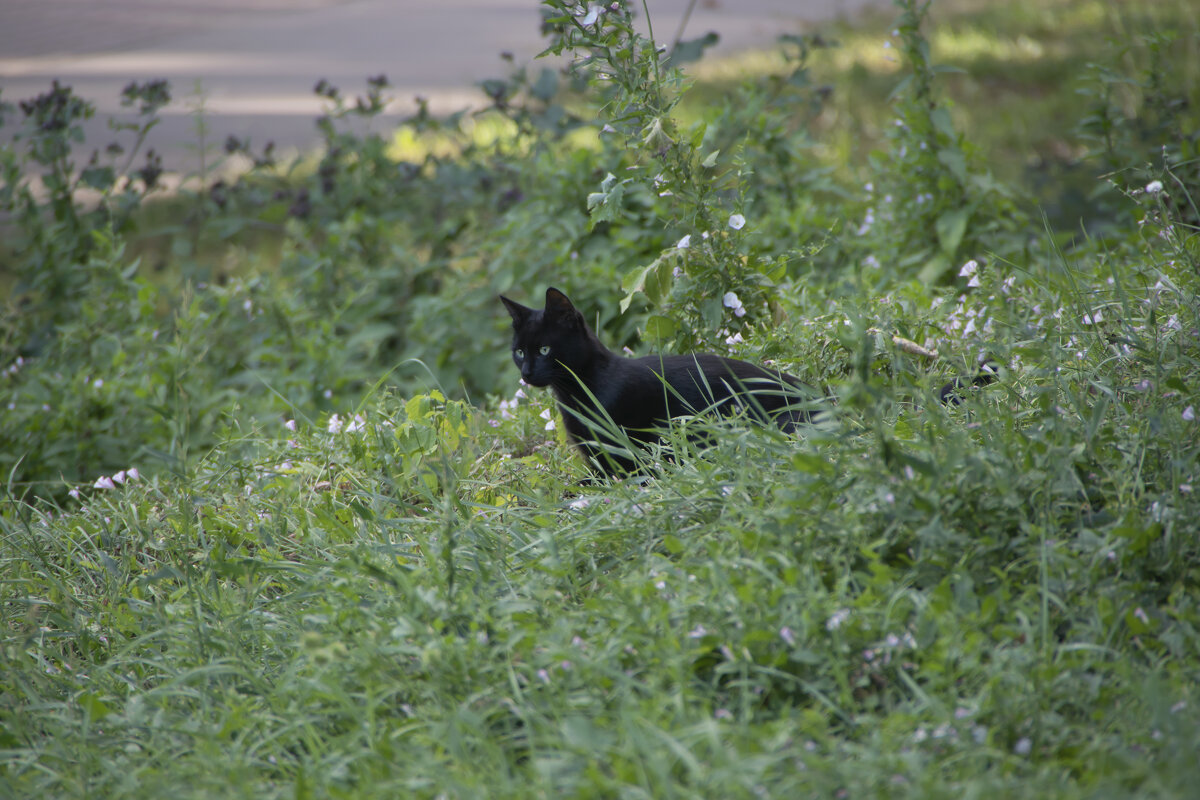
[2,0,1200,796]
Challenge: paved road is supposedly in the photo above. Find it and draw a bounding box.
[1,0,885,171]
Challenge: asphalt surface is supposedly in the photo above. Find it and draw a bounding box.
[1,0,885,171]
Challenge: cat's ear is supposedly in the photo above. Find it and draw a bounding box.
[544,287,582,326]
[500,295,533,327]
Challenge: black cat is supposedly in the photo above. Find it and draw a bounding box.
[500,287,813,477]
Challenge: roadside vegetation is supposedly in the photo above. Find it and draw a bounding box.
[1,0,1197,796]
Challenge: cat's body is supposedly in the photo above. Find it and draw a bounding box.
[501,287,811,476]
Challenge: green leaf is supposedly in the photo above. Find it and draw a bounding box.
[936,208,969,257]
[79,165,114,191]
[586,173,628,226]
[531,68,558,102]
[667,32,719,67]
[645,314,677,341]
[930,108,956,139]
[937,148,968,181]
[620,256,675,312]
[917,254,951,285]
[78,692,112,721]
[701,149,720,168]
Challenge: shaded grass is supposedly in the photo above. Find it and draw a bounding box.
[686,0,1199,220]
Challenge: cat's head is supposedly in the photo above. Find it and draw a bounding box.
[499,287,594,387]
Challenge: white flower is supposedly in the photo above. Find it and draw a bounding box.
[93,378,104,389]
[675,234,691,249]
[724,331,744,346]
[345,414,366,433]
[327,414,343,434]
[112,470,127,484]
[127,467,139,481]
[284,419,297,432]
[687,624,707,639]
[68,488,81,500]
[967,275,981,288]
[601,123,616,133]
[540,408,556,430]
[1145,179,1163,194]
[780,627,796,646]
[958,259,978,277]
[722,292,746,318]
[1184,406,1195,422]
[579,4,601,26]
[857,207,875,236]
[1083,310,1103,325]
[826,609,850,631]
[93,476,116,490]
[728,213,746,230]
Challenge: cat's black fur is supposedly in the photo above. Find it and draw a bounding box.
[500,287,813,477]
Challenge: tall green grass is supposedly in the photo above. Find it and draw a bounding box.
[2,0,1198,796]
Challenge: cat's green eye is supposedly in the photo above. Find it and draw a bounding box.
[515,348,524,359]
[539,345,551,356]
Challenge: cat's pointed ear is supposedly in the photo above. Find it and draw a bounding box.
[544,287,582,325]
[500,295,533,327]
